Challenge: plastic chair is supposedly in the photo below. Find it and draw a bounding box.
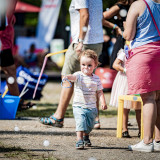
[117,95,144,139]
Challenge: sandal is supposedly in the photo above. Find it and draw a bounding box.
[94,120,101,129]
[83,136,92,147]
[138,132,141,138]
[76,140,84,149]
[122,131,131,138]
[40,114,64,128]
[128,121,133,126]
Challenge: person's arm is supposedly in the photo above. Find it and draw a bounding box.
[63,74,77,82]
[97,90,107,110]
[123,1,145,40]
[76,8,89,54]
[113,58,124,72]
[103,5,122,36]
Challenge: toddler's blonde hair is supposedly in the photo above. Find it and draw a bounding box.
[79,49,99,67]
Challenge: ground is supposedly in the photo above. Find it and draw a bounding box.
[0,82,160,160]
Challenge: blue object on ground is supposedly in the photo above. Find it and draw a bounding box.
[0,95,20,120]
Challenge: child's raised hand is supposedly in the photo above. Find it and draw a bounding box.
[62,76,68,81]
[101,104,107,110]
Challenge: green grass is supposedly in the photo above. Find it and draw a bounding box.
[16,103,136,118]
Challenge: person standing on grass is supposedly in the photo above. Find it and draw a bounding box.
[63,50,107,149]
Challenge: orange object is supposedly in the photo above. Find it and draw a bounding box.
[95,67,117,90]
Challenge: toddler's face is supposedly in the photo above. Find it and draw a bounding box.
[80,55,96,76]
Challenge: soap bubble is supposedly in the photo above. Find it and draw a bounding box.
[82,26,87,32]
[100,69,104,73]
[114,16,118,20]
[65,26,70,31]
[17,77,24,85]
[106,8,109,11]
[7,77,15,84]
[32,105,37,109]
[14,126,19,132]
[43,140,50,147]
[119,9,127,17]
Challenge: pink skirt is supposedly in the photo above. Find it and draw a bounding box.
[126,40,160,95]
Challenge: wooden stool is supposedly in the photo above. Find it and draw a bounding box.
[117,95,144,139]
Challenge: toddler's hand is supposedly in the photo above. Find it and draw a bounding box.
[101,104,107,110]
[62,76,68,81]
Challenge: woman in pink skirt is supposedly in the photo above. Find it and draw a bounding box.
[123,0,160,152]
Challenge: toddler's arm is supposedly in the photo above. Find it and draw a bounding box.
[63,74,77,82]
[97,90,107,110]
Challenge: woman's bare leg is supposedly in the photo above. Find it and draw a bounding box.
[141,91,157,144]
[155,91,160,142]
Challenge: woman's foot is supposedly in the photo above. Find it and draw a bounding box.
[128,140,154,152]
[122,131,131,138]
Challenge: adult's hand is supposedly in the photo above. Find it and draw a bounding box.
[76,42,83,55]
[115,27,122,36]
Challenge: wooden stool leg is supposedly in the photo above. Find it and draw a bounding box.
[141,102,144,139]
[117,98,124,138]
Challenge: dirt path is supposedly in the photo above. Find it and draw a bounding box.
[0,82,160,159]
[0,117,159,160]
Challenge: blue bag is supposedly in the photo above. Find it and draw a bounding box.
[16,66,48,100]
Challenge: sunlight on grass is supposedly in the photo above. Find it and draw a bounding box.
[16,103,136,118]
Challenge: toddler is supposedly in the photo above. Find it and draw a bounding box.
[63,49,107,149]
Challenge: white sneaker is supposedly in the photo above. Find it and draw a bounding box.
[154,140,160,151]
[128,140,154,152]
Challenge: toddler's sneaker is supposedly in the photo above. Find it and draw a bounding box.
[154,140,160,151]
[83,136,92,147]
[76,140,84,150]
[128,140,154,152]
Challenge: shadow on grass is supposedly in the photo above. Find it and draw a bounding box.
[0,143,57,159]
[0,130,76,136]
[30,149,55,152]
[0,145,25,153]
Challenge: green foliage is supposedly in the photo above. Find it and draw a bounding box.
[21,0,41,7]
[21,0,41,26]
